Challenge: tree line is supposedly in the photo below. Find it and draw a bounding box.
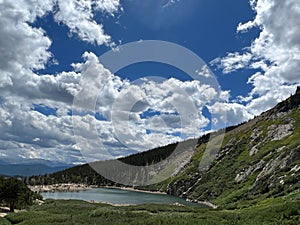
[27,142,183,186]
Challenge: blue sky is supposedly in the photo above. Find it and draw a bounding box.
[0,0,299,164]
[39,0,258,98]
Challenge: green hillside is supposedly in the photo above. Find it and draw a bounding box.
[148,87,300,208]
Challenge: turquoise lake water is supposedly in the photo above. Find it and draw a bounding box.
[41,188,202,206]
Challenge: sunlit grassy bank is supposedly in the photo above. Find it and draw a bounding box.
[1,192,299,225]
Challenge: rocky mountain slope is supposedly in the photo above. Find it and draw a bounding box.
[150,86,300,208]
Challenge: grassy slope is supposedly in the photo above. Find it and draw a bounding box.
[1,193,299,225]
[144,91,300,209]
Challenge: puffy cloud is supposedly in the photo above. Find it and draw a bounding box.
[0,0,53,87]
[0,0,121,163]
[211,52,252,74]
[0,45,223,163]
[208,102,253,126]
[0,0,121,102]
[0,100,82,163]
[73,62,219,159]
[0,0,120,73]
[95,0,121,14]
[211,0,300,121]
[54,0,120,46]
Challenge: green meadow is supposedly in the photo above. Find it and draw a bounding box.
[1,192,299,225]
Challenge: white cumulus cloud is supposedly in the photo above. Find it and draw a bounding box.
[211,0,300,123]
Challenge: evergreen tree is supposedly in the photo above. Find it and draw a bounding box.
[0,176,39,212]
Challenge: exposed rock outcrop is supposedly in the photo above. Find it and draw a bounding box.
[163,87,300,206]
[266,123,294,141]
[235,160,265,183]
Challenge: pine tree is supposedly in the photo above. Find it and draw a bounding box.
[0,176,38,212]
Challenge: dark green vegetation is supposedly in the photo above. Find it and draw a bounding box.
[0,177,41,212]
[1,195,299,225]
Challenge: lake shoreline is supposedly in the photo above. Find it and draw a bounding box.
[28,183,96,193]
[188,200,218,209]
[100,186,167,195]
[31,184,217,209]
[28,184,166,195]
[97,186,218,208]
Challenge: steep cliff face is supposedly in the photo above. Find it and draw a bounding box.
[155,87,300,208]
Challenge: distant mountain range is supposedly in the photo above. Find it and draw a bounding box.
[0,159,72,176]
[28,87,300,208]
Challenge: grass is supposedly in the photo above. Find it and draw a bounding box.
[0,218,11,225]
[2,197,299,225]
